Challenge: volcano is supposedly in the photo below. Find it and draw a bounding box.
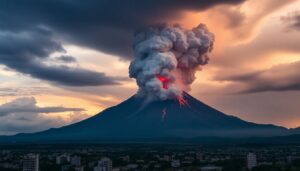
[0,93,290,143]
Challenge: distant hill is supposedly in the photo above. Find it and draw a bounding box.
[0,92,293,143]
[290,127,300,135]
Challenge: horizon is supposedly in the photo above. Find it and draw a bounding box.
[0,0,300,136]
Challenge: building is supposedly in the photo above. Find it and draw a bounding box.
[120,155,130,162]
[71,155,81,166]
[247,153,257,170]
[125,164,138,170]
[200,166,222,171]
[162,155,171,162]
[75,166,84,171]
[56,154,70,165]
[94,157,113,171]
[171,159,180,168]
[61,164,72,171]
[22,154,39,171]
[196,152,204,161]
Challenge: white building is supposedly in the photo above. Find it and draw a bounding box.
[171,159,180,168]
[247,153,257,170]
[23,154,39,171]
[94,157,113,171]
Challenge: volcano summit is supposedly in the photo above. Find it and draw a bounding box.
[129,24,214,101]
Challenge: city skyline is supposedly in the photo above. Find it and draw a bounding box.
[1,144,300,171]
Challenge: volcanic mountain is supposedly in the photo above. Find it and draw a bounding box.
[0,92,291,143]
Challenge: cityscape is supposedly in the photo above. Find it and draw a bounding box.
[1,144,300,171]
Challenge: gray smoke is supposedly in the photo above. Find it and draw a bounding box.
[129,24,214,101]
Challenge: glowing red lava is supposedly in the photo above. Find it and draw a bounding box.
[177,95,189,107]
[161,108,167,121]
[156,75,169,89]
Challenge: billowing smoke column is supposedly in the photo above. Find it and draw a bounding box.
[129,24,214,101]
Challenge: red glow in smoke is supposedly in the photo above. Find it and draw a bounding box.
[156,75,188,107]
[156,75,169,89]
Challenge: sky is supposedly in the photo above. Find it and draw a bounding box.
[0,0,300,135]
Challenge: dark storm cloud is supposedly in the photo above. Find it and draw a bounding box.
[217,7,246,29]
[0,87,49,97]
[0,0,245,59]
[24,63,121,86]
[0,97,89,135]
[0,97,84,117]
[281,11,300,30]
[0,27,120,86]
[215,71,263,82]
[0,0,245,86]
[56,55,77,63]
[215,61,300,93]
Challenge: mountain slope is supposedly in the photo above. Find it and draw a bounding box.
[290,127,300,134]
[0,93,289,143]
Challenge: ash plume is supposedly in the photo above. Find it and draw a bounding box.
[129,24,214,101]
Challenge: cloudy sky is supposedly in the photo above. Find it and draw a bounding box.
[0,0,300,135]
